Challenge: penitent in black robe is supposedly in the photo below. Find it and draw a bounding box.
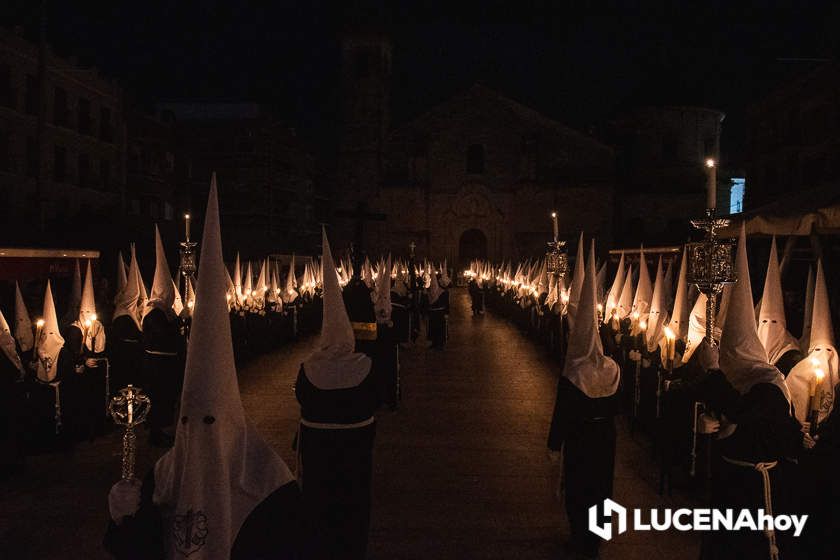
[548,376,619,558]
[142,308,185,437]
[702,375,804,560]
[295,365,379,560]
[62,324,107,442]
[0,350,25,475]
[103,470,303,560]
[427,290,450,349]
[110,315,143,394]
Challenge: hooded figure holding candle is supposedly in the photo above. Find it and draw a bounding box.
[699,225,806,560]
[295,226,379,560]
[104,174,302,560]
[0,307,26,476]
[111,244,145,396]
[63,260,108,441]
[547,240,620,559]
[142,225,186,448]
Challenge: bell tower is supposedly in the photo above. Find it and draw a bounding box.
[338,30,392,204]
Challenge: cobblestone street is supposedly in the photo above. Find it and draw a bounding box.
[1,289,701,559]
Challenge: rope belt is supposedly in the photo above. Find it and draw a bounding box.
[300,416,375,430]
[721,456,780,560]
[144,350,178,356]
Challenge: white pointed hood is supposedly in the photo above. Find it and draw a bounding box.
[668,249,691,341]
[13,282,33,352]
[154,175,293,560]
[605,252,626,316]
[134,243,148,316]
[283,256,298,304]
[36,281,65,383]
[63,259,82,325]
[116,251,128,293]
[757,237,800,364]
[786,259,838,424]
[632,248,652,315]
[646,256,669,352]
[303,228,372,390]
[232,252,242,300]
[114,245,143,331]
[595,259,608,307]
[567,232,586,330]
[617,264,634,319]
[0,308,23,373]
[563,242,620,398]
[662,257,675,312]
[375,255,392,323]
[799,266,815,352]
[172,276,185,317]
[144,226,176,319]
[428,265,444,305]
[243,262,253,297]
[77,260,105,352]
[719,225,790,404]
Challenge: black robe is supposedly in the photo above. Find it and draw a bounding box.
[142,308,185,435]
[110,315,143,394]
[62,324,107,442]
[427,290,450,349]
[103,470,303,559]
[295,365,379,560]
[0,349,25,474]
[548,376,619,557]
[702,376,804,560]
[390,292,412,344]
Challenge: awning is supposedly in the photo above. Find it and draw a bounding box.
[720,184,840,237]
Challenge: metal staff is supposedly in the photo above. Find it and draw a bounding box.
[109,385,151,481]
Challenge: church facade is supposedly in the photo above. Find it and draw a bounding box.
[333,32,617,269]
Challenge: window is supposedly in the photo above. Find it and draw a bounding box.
[53,146,67,182]
[78,153,90,187]
[25,74,38,115]
[78,98,91,134]
[100,158,110,189]
[53,87,68,127]
[26,137,37,177]
[466,144,485,174]
[100,107,113,141]
[729,178,745,214]
[0,64,13,108]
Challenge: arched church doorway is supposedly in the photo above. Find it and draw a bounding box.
[458,228,488,269]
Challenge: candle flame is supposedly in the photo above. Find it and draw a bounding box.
[632,311,640,321]
[663,326,675,340]
[705,158,715,168]
[815,368,825,382]
[36,319,45,328]
[639,320,647,331]
[90,313,97,323]
[596,304,603,312]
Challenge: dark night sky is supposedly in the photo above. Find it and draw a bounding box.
[3,1,838,165]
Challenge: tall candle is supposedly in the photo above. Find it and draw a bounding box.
[705,159,716,210]
[551,212,558,242]
[184,213,191,241]
[811,368,825,413]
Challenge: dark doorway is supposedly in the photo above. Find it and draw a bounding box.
[459,228,488,269]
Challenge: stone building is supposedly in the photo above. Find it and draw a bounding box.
[606,105,725,245]
[161,102,318,257]
[0,26,126,245]
[333,32,616,268]
[745,62,840,210]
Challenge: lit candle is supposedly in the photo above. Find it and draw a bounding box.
[184,213,191,241]
[35,318,45,353]
[551,211,559,242]
[811,367,825,414]
[705,158,716,210]
[663,326,676,368]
